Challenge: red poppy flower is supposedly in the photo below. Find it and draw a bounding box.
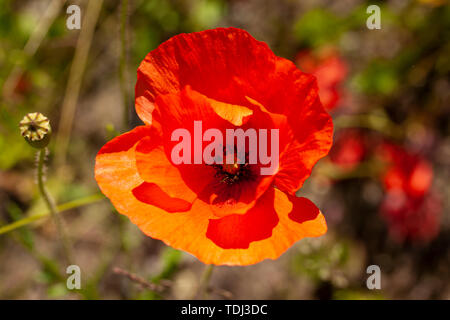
[95,28,333,265]
[378,143,433,198]
[381,190,441,242]
[378,143,441,242]
[295,48,347,111]
[329,129,367,170]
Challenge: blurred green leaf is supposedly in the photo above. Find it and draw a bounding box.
[190,0,225,30]
[294,9,343,47]
[7,202,34,250]
[47,282,69,298]
[333,289,385,300]
[352,61,399,95]
[152,247,182,283]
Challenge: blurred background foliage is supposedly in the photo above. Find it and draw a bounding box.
[0,0,449,299]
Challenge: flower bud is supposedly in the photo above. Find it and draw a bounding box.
[19,112,52,149]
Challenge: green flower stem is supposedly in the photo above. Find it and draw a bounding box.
[55,0,104,166]
[196,264,215,299]
[334,113,404,140]
[2,0,65,100]
[36,148,73,264]
[315,160,385,181]
[119,0,130,129]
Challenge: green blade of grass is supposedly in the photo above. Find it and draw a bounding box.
[0,193,105,235]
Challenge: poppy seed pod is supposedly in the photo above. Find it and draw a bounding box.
[19,112,52,149]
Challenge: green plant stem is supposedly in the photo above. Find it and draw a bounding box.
[55,0,104,166]
[2,0,66,100]
[196,264,215,299]
[119,0,130,129]
[315,160,385,181]
[334,114,403,140]
[36,148,73,265]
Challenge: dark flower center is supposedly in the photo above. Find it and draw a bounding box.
[212,148,254,185]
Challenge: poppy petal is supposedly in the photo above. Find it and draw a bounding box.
[245,94,333,195]
[198,188,326,265]
[96,126,195,213]
[150,188,325,266]
[97,125,154,155]
[134,135,202,205]
[202,173,274,217]
[132,182,192,213]
[206,188,279,249]
[275,97,333,194]
[154,85,253,134]
[135,28,278,123]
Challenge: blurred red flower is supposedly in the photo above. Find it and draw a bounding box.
[95,28,333,265]
[381,190,442,243]
[295,48,347,111]
[329,129,367,170]
[378,143,441,242]
[379,143,433,197]
[12,73,32,97]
